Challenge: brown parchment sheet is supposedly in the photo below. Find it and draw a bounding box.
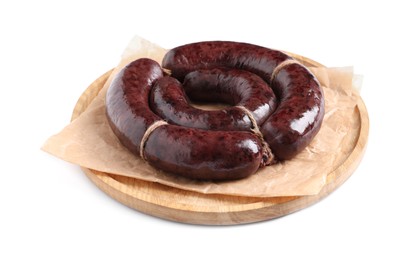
[42,36,360,197]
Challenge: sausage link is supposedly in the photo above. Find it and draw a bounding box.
[183,68,277,125]
[150,76,252,131]
[162,41,291,82]
[106,58,163,155]
[150,68,276,131]
[106,58,264,180]
[144,126,263,180]
[261,63,325,160]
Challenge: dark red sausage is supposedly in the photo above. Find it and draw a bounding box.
[106,58,163,155]
[183,68,277,125]
[150,76,252,131]
[150,68,276,131]
[144,126,263,180]
[106,58,264,180]
[162,41,325,161]
[261,63,324,160]
[162,41,292,82]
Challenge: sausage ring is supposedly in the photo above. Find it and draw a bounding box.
[106,41,325,180]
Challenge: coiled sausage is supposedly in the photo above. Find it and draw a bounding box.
[106,41,325,180]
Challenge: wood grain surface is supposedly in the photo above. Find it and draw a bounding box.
[71,55,369,225]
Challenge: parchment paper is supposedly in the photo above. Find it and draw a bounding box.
[42,36,360,197]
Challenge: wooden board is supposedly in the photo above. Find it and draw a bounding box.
[71,56,369,225]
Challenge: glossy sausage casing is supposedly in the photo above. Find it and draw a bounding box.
[150,68,276,131]
[162,41,291,83]
[261,63,324,160]
[106,58,264,180]
[106,58,163,155]
[150,76,252,131]
[183,68,277,125]
[145,126,263,180]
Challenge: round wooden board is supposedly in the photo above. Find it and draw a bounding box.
[72,56,369,225]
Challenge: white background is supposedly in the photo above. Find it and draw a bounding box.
[1,0,407,259]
